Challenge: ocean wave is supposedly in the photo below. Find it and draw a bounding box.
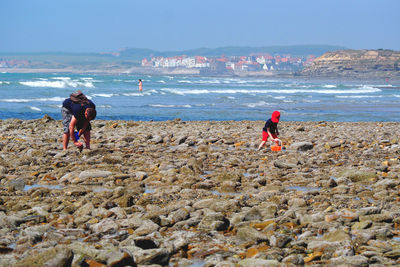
[20,79,95,88]
[92,93,117,98]
[149,104,192,108]
[160,87,381,95]
[48,104,62,108]
[0,81,10,85]
[302,99,320,103]
[323,84,337,88]
[2,98,30,103]
[52,77,71,80]
[244,101,271,108]
[336,95,383,98]
[123,90,155,96]
[1,97,65,103]
[29,106,41,111]
[97,105,112,108]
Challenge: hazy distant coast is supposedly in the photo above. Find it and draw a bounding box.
[0,66,281,78]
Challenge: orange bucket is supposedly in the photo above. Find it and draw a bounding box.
[271,145,282,151]
[270,139,282,151]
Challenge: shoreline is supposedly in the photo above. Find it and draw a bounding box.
[1,118,400,266]
[1,67,399,82]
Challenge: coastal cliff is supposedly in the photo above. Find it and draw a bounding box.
[300,49,400,79]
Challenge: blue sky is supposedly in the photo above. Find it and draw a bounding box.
[1,0,399,52]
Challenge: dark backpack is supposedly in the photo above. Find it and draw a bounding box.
[70,90,89,106]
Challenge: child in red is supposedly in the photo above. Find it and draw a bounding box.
[258,110,280,150]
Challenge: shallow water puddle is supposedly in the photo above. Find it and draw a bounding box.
[393,237,400,242]
[24,184,63,191]
[87,186,113,193]
[286,186,321,192]
[188,260,206,267]
[144,185,155,194]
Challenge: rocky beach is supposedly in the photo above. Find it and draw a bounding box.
[0,116,400,266]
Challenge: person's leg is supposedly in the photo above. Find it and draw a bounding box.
[83,130,91,149]
[63,133,70,150]
[258,131,268,150]
[61,107,72,150]
[258,141,266,150]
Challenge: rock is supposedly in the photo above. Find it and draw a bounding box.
[269,233,292,248]
[290,142,314,151]
[128,247,170,266]
[273,160,297,169]
[133,220,160,236]
[329,255,369,267]
[8,178,25,191]
[78,170,112,180]
[235,225,269,244]
[90,218,119,234]
[14,245,73,267]
[322,229,351,243]
[237,258,279,267]
[106,249,136,267]
[74,202,94,217]
[198,212,229,232]
[135,171,148,180]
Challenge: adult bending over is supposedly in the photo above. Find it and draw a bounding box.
[62,90,96,150]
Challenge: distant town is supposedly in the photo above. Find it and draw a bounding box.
[142,54,316,73]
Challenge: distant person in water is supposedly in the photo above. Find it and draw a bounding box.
[138,79,143,92]
[62,90,96,151]
[258,110,280,151]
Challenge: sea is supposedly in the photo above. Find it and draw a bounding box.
[1,72,399,122]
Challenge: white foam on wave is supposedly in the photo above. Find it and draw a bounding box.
[158,80,166,83]
[303,99,320,103]
[123,90,155,96]
[0,81,10,85]
[197,79,222,84]
[323,84,337,88]
[149,104,191,108]
[29,106,41,111]
[48,104,62,108]
[52,77,71,80]
[274,96,286,99]
[244,101,271,108]
[161,87,378,95]
[1,96,64,103]
[2,98,30,103]
[92,93,116,98]
[38,97,65,102]
[123,93,142,96]
[336,95,383,99]
[178,80,193,84]
[20,79,94,88]
[97,105,112,108]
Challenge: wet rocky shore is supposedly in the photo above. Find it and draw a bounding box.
[0,116,399,266]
